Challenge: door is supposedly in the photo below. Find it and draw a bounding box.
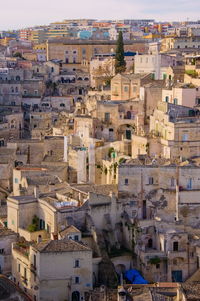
[126,130,131,140]
[172,270,182,282]
[109,128,114,141]
[72,291,80,301]
[143,200,147,219]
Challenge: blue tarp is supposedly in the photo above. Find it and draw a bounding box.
[125,269,148,284]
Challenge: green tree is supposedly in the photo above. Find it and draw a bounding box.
[115,31,126,74]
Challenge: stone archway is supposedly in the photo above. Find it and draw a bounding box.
[117,124,136,141]
[72,291,80,301]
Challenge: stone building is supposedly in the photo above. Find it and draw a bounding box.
[149,102,200,159]
[12,239,92,301]
[47,39,148,72]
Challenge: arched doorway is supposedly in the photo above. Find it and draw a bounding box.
[72,291,80,301]
[148,238,153,249]
[117,124,135,141]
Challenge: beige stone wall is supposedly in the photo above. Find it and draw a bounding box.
[34,248,92,301]
[131,135,148,158]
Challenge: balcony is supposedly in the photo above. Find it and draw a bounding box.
[13,243,29,258]
[167,250,187,260]
[18,228,49,242]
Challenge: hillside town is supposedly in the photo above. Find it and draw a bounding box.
[2,17,200,301]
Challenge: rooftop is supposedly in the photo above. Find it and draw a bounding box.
[0,228,16,237]
[33,239,91,253]
[71,184,118,196]
[59,225,81,237]
[48,38,147,45]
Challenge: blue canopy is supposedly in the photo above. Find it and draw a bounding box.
[125,269,148,284]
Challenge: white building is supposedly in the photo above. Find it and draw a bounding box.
[134,54,177,80]
[162,85,200,107]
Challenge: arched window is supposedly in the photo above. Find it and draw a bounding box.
[16,76,20,81]
[126,111,132,119]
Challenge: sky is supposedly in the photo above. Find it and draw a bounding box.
[0,0,200,31]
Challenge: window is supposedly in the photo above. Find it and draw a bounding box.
[182,134,188,142]
[24,90,27,95]
[33,254,36,268]
[165,96,169,103]
[73,57,76,64]
[125,178,129,186]
[173,98,178,105]
[34,90,38,95]
[0,249,4,254]
[124,85,129,92]
[74,235,79,241]
[60,103,65,107]
[74,260,80,268]
[156,263,160,269]
[148,177,154,185]
[14,178,18,184]
[171,177,175,187]
[187,178,192,190]
[75,276,80,284]
[173,241,179,252]
[39,219,45,230]
[18,263,20,273]
[105,112,110,122]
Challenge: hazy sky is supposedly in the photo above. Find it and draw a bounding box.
[0,0,200,30]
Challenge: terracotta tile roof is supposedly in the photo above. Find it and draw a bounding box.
[33,239,91,253]
[0,228,17,237]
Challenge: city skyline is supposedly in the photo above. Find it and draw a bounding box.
[0,0,200,31]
